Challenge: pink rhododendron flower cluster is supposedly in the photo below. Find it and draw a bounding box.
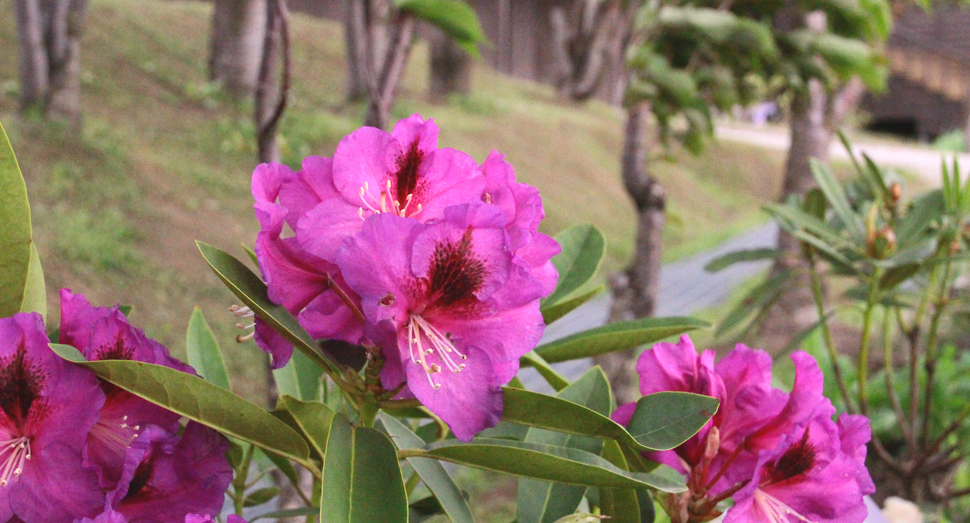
[613,336,874,523]
[0,291,231,523]
[252,115,560,440]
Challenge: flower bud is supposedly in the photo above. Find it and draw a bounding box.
[889,182,902,204]
[867,226,897,259]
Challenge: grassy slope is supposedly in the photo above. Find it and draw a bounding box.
[0,0,785,402]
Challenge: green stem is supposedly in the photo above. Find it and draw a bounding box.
[882,306,913,447]
[809,257,856,413]
[358,396,379,428]
[233,444,255,514]
[857,268,882,416]
[920,257,953,448]
[404,471,423,496]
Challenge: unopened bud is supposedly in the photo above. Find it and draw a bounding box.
[889,182,902,204]
[703,426,721,463]
[867,226,897,259]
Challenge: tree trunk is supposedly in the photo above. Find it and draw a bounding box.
[45,0,87,124]
[550,0,625,102]
[344,0,369,101]
[599,102,666,405]
[13,0,48,113]
[254,0,289,164]
[428,26,471,101]
[363,13,414,130]
[209,0,267,99]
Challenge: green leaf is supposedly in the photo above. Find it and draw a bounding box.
[274,347,325,401]
[418,438,685,492]
[534,317,708,364]
[626,392,719,451]
[0,122,35,319]
[704,248,779,273]
[598,440,641,523]
[810,159,865,242]
[49,343,310,464]
[542,224,607,312]
[542,285,604,325]
[715,271,790,338]
[518,368,613,523]
[196,241,338,374]
[186,307,231,390]
[520,351,569,392]
[319,414,408,523]
[381,413,476,523]
[396,0,487,55]
[275,396,337,459]
[260,449,302,495]
[243,486,280,507]
[20,243,46,320]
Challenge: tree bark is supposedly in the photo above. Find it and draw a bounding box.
[45,0,87,124]
[209,0,267,99]
[550,0,625,102]
[363,12,414,130]
[600,102,666,405]
[344,0,369,101]
[254,0,289,164]
[428,26,471,101]
[13,0,48,113]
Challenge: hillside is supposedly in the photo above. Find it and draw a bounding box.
[0,0,785,401]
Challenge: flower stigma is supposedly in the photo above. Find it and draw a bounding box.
[0,436,31,486]
[407,313,467,390]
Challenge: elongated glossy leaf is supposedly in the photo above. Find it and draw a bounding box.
[598,440,641,523]
[626,392,718,451]
[419,438,685,492]
[704,248,779,273]
[275,396,336,459]
[196,241,337,373]
[542,285,604,325]
[186,307,231,390]
[396,0,486,54]
[810,159,864,241]
[518,369,612,523]
[320,414,408,523]
[896,189,944,248]
[520,351,569,391]
[542,225,606,310]
[763,203,861,255]
[274,347,324,401]
[50,343,310,463]
[0,122,34,318]
[20,243,46,320]
[535,317,708,364]
[501,387,647,452]
[381,413,476,523]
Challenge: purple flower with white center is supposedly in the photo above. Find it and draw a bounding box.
[108,422,232,523]
[58,289,196,491]
[336,204,551,440]
[0,312,105,523]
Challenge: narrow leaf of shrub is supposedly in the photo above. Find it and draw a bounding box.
[186,306,231,390]
[0,122,34,318]
[519,351,569,391]
[275,396,337,459]
[50,343,310,464]
[626,392,719,451]
[542,224,606,310]
[381,413,476,523]
[319,414,408,523]
[274,348,325,402]
[704,248,779,273]
[535,317,708,363]
[542,285,604,325]
[20,243,46,320]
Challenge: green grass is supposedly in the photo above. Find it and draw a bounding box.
[0,0,786,403]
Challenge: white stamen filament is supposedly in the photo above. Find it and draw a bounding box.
[229,305,254,319]
[0,436,31,486]
[358,180,421,218]
[752,489,818,523]
[230,305,256,343]
[407,314,467,390]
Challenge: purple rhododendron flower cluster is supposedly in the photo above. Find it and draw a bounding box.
[613,336,874,523]
[0,291,231,523]
[252,114,560,440]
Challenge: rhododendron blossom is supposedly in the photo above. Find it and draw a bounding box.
[613,336,874,523]
[0,312,104,523]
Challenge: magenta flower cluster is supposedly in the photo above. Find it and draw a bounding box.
[0,291,232,523]
[252,115,560,440]
[613,336,874,523]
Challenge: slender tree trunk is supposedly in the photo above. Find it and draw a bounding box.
[363,13,414,130]
[600,102,666,404]
[550,0,625,102]
[209,0,267,99]
[344,0,369,101]
[45,0,87,124]
[254,0,289,164]
[14,0,48,113]
[428,27,471,101]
